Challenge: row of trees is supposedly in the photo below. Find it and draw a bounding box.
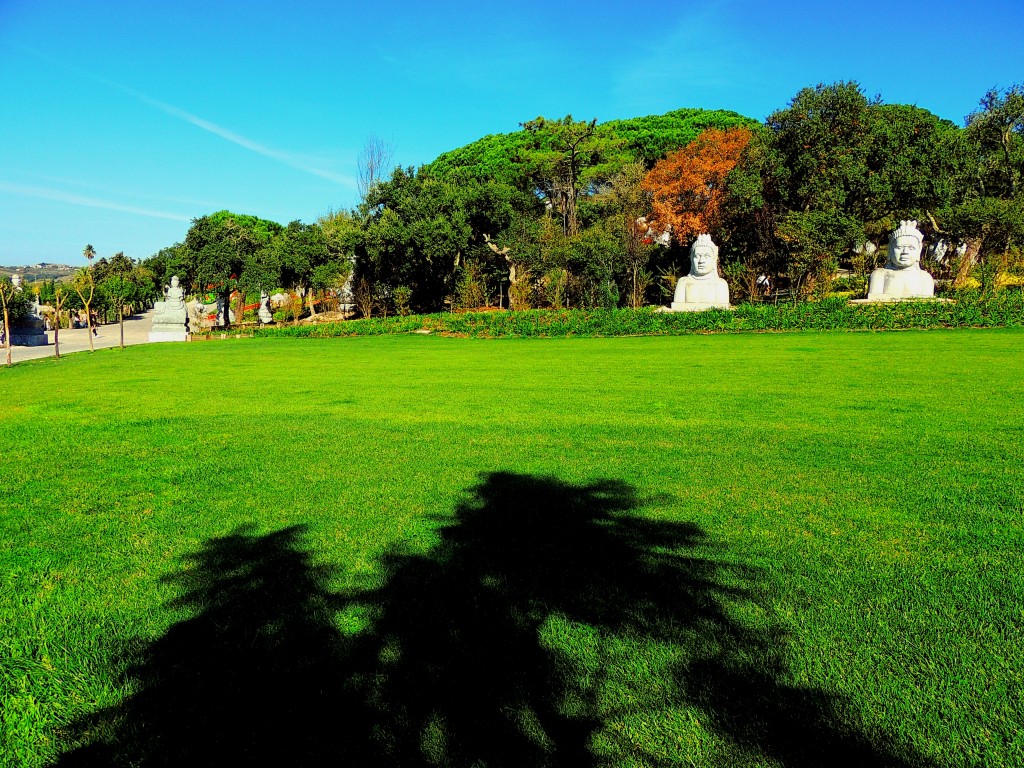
[714,83,1024,296]
[349,82,1023,313]
[1,248,160,363]
[141,81,1023,319]
[352,108,760,313]
[145,211,355,327]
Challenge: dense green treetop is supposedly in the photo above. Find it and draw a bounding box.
[965,84,1024,199]
[356,168,516,311]
[719,82,971,292]
[423,130,534,188]
[600,107,759,166]
[864,104,961,231]
[936,84,1024,260]
[422,108,758,186]
[270,220,351,294]
[204,210,284,246]
[181,211,285,292]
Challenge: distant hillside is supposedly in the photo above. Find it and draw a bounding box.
[422,107,759,185]
[1,263,76,282]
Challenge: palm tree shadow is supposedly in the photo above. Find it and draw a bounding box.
[53,524,359,766]
[54,473,937,767]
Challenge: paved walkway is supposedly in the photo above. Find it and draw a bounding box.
[6,310,158,363]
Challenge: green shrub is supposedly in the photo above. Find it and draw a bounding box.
[252,292,1024,340]
[830,275,867,295]
[393,286,413,316]
[455,264,487,310]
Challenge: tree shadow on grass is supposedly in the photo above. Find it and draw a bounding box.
[54,473,937,767]
[53,524,356,766]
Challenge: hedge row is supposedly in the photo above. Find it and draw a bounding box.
[253,293,1024,340]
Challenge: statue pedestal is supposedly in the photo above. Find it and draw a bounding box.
[149,329,189,342]
[10,329,48,346]
[668,302,732,312]
[149,299,188,342]
[850,297,953,305]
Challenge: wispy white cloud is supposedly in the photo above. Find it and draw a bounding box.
[119,86,356,187]
[16,44,356,188]
[23,172,220,210]
[0,182,191,221]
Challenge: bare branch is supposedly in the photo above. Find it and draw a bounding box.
[357,134,395,201]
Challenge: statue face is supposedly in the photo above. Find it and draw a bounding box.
[890,236,921,269]
[170,276,180,287]
[691,247,716,277]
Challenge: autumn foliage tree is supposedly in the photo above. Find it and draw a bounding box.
[642,127,752,245]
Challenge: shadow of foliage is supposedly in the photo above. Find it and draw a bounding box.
[54,472,937,767]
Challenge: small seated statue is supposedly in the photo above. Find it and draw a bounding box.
[153,276,188,323]
[670,234,731,311]
[150,275,189,341]
[258,290,274,324]
[866,220,935,301]
[166,275,185,306]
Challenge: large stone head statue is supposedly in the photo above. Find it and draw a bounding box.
[689,234,720,278]
[887,221,924,270]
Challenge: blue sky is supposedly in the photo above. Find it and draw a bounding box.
[2,0,1022,266]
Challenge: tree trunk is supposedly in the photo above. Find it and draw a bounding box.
[3,307,10,367]
[119,308,125,349]
[953,237,983,289]
[223,291,232,329]
[54,320,60,359]
[85,303,94,352]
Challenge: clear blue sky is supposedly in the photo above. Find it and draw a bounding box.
[2,0,1022,266]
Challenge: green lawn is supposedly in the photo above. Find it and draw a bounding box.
[2,330,1022,767]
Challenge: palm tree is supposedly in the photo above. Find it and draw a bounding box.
[80,245,97,351]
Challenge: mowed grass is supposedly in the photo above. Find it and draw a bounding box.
[1,330,1022,767]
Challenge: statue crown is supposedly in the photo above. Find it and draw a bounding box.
[889,220,923,244]
[690,233,719,258]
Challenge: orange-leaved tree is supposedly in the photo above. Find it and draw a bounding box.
[642,127,753,245]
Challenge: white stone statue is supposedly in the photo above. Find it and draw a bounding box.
[853,240,878,261]
[7,273,48,346]
[928,239,950,264]
[669,234,731,311]
[165,276,186,308]
[258,290,274,324]
[866,220,935,301]
[191,299,207,327]
[149,275,189,342]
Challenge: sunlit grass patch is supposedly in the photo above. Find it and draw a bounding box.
[2,329,1023,766]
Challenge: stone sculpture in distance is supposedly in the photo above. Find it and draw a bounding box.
[149,276,189,342]
[670,234,731,311]
[866,220,935,301]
